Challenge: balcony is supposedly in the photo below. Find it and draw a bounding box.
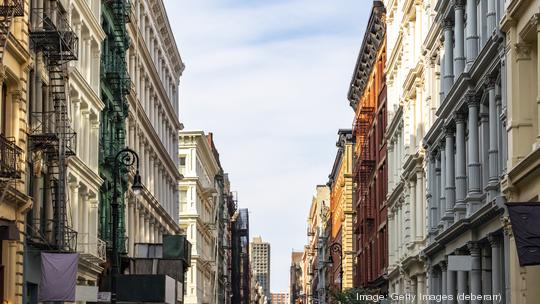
[77,233,107,264]
[0,134,21,179]
[0,0,24,16]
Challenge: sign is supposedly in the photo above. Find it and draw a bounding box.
[75,286,98,302]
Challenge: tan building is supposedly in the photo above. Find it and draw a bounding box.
[327,129,353,290]
[0,1,31,302]
[501,1,540,303]
[271,292,289,304]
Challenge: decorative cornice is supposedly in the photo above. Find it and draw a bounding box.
[347,1,386,110]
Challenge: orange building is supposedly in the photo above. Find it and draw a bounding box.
[348,1,388,292]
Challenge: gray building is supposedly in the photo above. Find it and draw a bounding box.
[250,236,271,299]
[423,0,508,302]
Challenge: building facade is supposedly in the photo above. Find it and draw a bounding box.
[327,129,354,291]
[271,292,289,304]
[423,0,508,302]
[385,0,429,298]
[123,0,184,257]
[348,1,388,292]
[501,1,540,303]
[250,236,271,299]
[302,185,329,304]
[289,251,303,304]
[231,208,250,304]
[0,1,30,302]
[179,131,222,304]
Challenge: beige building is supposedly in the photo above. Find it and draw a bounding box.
[0,1,31,302]
[501,1,540,303]
[250,236,271,299]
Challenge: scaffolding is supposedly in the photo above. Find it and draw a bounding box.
[27,1,78,252]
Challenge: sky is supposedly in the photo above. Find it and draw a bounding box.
[163,0,370,292]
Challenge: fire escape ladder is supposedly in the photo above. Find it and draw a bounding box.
[27,2,78,252]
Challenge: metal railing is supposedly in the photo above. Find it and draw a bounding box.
[0,0,24,17]
[26,219,78,252]
[0,134,21,179]
[77,233,107,262]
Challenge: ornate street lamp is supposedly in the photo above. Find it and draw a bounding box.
[327,242,343,291]
[111,147,142,304]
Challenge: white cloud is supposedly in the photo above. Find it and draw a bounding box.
[164,0,370,292]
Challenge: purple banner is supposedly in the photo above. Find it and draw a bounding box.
[39,252,79,302]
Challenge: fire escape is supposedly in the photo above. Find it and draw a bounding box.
[99,0,131,253]
[27,1,78,252]
[353,106,375,245]
[0,2,24,183]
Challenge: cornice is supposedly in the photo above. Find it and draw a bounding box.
[66,157,103,193]
[348,1,386,110]
[507,146,540,189]
[72,0,106,42]
[70,68,105,111]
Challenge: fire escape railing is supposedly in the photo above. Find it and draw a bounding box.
[0,134,21,179]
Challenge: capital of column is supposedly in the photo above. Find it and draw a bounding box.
[467,241,481,255]
[439,260,448,271]
[454,111,467,123]
[454,0,465,10]
[444,121,456,135]
[484,75,498,90]
[488,233,501,247]
[443,19,454,30]
[465,92,480,107]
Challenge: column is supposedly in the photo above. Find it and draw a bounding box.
[439,142,446,228]
[70,182,79,234]
[144,214,150,242]
[81,191,89,252]
[416,170,424,240]
[434,152,442,230]
[134,201,139,245]
[487,77,499,199]
[443,19,454,93]
[128,201,135,254]
[454,113,467,219]
[427,153,435,233]
[85,39,92,80]
[409,180,416,242]
[447,260,456,304]
[457,264,468,304]
[82,193,89,251]
[466,0,479,69]
[440,262,447,303]
[469,242,482,304]
[486,0,496,35]
[454,1,466,76]
[481,246,492,298]
[489,234,502,297]
[139,208,145,243]
[149,221,155,243]
[444,125,456,224]
[466,93,482,213]
[154,226,159,243]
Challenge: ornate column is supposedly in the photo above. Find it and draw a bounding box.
[144,213,150,242]
[454,113,467,219]
[469,242,482,304]
[466,93,482,214]
[457,261,469,304]
[128,199,135,255]
[481,246,492,298]
[69,182,80,235]
[444,125,456,224]
[466,0,479,69]
[486,77,500,199]
[417,274,425,300]
[439,141,446,229]
[447,258,456,304]
[489,234,502,298]
[426,152,435,234]
[440,261,448,302]
[434,151,442,231]
[409,180,415,243]
[443,19,455,93]
[454,1,466,76]
[415,169,424,240]
[149,220,155,243]
[486,0,497,35]
[133,200,139,245]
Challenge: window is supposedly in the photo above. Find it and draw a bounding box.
[179,156,186,175]
[180,190,187,212]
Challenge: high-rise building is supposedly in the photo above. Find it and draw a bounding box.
[232,208,251,304]
[250,236,271,299]
[271,292,289,304]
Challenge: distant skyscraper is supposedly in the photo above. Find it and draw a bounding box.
[271,293,289,304]
[250,236,271,299]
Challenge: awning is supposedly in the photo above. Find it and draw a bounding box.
[0,218,19,241]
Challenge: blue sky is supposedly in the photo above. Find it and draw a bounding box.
[164,0,369,292]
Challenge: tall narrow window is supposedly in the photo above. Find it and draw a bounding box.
[179,156,186,175]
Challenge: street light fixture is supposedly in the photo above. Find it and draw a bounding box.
[327,242,343,291]
[111,147,142,304]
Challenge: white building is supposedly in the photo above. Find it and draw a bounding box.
[250,236,271,299]
[179,131,222,304]
[385,0,433,298]
[123,0,185,254]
